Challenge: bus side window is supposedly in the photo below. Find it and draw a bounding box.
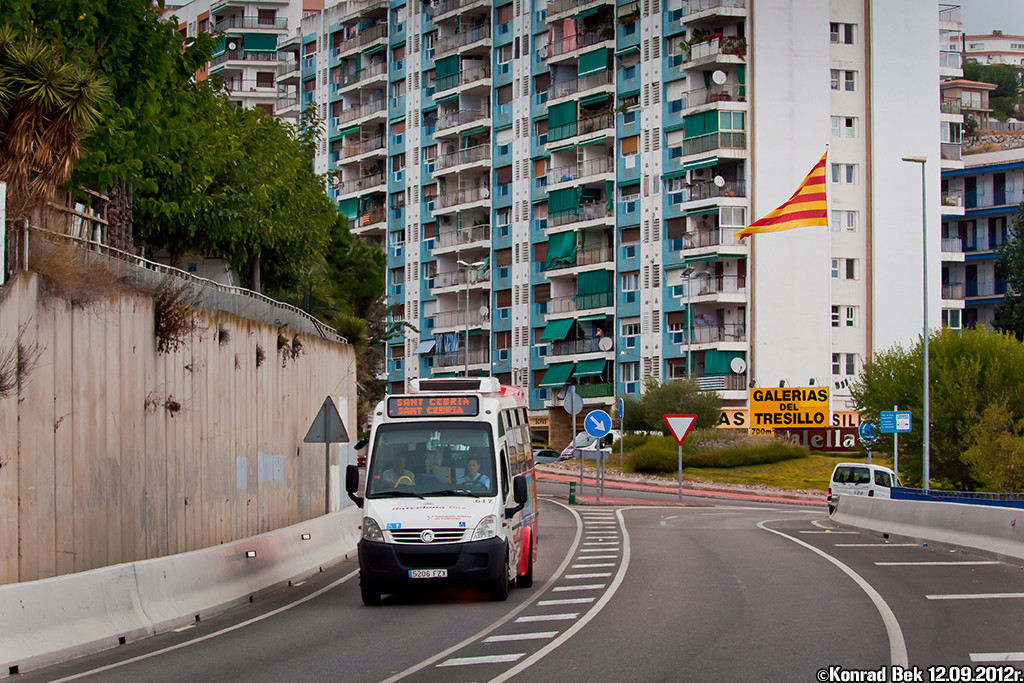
[500,449,511,498]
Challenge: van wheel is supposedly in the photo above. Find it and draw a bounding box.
[489,550,511,601]
[828,502,837,515]
[518,540,534,589]
[360,582,381,606]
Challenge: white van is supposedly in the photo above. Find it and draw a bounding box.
[827,462,900,514]
[346,377,538,605]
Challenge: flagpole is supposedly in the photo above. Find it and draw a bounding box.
[825,146,834,425]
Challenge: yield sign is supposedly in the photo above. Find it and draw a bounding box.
[663,414,698,445]
[304,396,349,444]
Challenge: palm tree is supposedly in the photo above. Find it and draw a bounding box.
[0,26,108,218]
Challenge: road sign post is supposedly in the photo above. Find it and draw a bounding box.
[562,387,583,492]
[879,407,912,479]
[663,415,698,501]
[858,421,879,466]
[617,398,625,468]
[304,396,350,514]
[584,409,612,501]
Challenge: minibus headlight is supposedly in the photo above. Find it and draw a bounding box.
[472,514,498,541]
[362,516,384,542]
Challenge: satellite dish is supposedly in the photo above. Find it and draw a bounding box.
[539,45,548,59]
[730,357,747,374]
[478,305,490,318]
[481,187,490,198]
[713,175,725,188]
[227,40,238,51]
[711,70,727,85]
[598,336,613,352]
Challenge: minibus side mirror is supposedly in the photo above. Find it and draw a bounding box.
[346,464,363,507]
[505,474,527,518]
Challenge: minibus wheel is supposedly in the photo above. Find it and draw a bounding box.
[489,549,511,601]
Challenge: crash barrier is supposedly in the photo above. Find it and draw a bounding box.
[0,507,361,677]
[892,487,1024,509]
[832,495,1024,563]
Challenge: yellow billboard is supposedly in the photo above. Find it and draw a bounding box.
[748,387,830,435]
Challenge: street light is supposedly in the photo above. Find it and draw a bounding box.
[902,155,929,492]
[457,259,484,377]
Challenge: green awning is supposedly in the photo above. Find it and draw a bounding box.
[683,157,718,171]
[435,55,459,79]
[548,188,579,216]
[338,125,360,137]
[364,44,386,56]
[545,229,577,268]
[578,313,606,321]
[578,48,609,77]
[580,93,611,107]
[572,358,606,378]
[548,101,578,142]
[338,198,359,219]
[684,110,719,139]
[661,169,688,181]
[435,92,459,103]
[688,207,719,217]
[705,351,745,375]
[244,33,278,51]
[540,318,575,342]
[574,7,599,19]
[614,45,640,56]
[577,269,613,298]
[539,362,575,388]
[579,137,606,148]
[548,142,576,153]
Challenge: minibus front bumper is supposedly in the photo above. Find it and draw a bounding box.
[358,537,506,591]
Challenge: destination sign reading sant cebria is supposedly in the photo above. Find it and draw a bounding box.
[748,387,830,435]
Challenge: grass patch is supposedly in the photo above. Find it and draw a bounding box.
[624,429,809,475]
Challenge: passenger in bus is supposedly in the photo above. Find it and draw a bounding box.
[381,454,416,487]
[456,456,491,487]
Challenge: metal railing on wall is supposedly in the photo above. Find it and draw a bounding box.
[2,222,343,342]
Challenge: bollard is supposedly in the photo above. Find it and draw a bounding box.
[569,481,576,505]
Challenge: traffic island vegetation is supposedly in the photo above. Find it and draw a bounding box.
[622,429,810,474]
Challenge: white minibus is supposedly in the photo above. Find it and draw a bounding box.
[346,377,538,604]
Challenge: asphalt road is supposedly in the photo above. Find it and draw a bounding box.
[19,479,1024,683]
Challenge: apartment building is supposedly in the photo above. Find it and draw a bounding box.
[168,0,961,446]
[963,30,1024,70]
[166,0,324,120]
[941,148,1024,330]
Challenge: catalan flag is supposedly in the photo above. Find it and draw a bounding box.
[733,151,829,239]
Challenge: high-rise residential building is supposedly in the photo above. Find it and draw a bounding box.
[173,0,962,447]
[165,0,324,119]
[963,30,1024,70]
[941,147,1024,330]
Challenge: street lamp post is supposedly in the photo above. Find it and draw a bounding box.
[902,155,929,492]
[457,259,484,377]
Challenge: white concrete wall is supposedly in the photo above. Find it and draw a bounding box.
[749,0,833,388]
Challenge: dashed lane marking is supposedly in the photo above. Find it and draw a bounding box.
[835,543,918,547]
[552,583,606,592]
[571,563,616,569]
[537,598,595,606]
[484,632,558,643]
[437,654,525,667]
[565,572,613,579]
[971,652,1024,662]
[798,530,860,534]
[876,561,1002,566]
[927,592,1024,600]
[514,613,580,623]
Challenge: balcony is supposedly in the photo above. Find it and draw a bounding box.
[339,138,386,160]
[684,36,747,65]
[334,62,388,90]
[669,180,747,205]
[683,0,747,17]
[335,173,385,195]
[433,348,492,369]
[965,280,1007,298]
[276,94,299,109]
[549,337,602,355]
[435,185,491,210]
[335,98,387,126]
[434,25,492,58]
[435,223,491,249]
[436,143,492,172]
[546,246,615,274]
[549,202,613,229]
[436,63,490,94]
[431,309,490,329]
[549,26,615,59]
[433,0,491,20]
[333,24,387,58]
[680,227,745,251]
[941,142,962,161]
[547,70,614,102]
[436,108,490,134]
[679,83,746,110]
[942,283,964,299]
[210,50,279,67]
[941,237,963,253]
[277,59,300,78]
[547,0,608,19]
[941,191,963,208]
[213,16,288,30]
[681,131,747,155]
[575,382,613,399]
[941,99,962,115]
[353,207,386,228]
[671,322,747,344]
[547,292,614,314]
[547,156,614,186]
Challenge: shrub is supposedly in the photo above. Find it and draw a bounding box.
[620,432,652,452]
[627,438,679,474]
[625,430,808,474]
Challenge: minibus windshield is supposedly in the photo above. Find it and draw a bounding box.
[366,422,497,498]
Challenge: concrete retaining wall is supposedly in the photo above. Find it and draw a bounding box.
[833,496,1024,563]
[0,507,361,676]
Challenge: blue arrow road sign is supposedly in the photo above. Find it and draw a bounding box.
[585,409,612,439]
[858,421,880,444]
[617,398,624,421]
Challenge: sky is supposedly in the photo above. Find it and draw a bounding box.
[957,0,1024,37]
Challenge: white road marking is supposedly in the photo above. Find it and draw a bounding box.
[872,565,999,569]
[758,519,908,668]
[663,515,679,520]
[171,625,195,633]
[484,632,558,643]
[798,530,860,534]
[565,572,613,579]
[835,543,918,547]
[576,554,617,560]
[571,563,615,569]
[515,613,579,623]
[582,541,619,545]
[971,652,1024,662]
[927,592,1024,600]
[537,597,595,606]
[438,654,525,667]
[552,583,605,592]
[579,547,615,552]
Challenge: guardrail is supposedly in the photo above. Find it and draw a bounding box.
[892,487,1024,509]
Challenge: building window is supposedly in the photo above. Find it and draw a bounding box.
[831,163,857,184]
[830,70,856,91]
[621,322,640,337]
[256,71,274,88]
[258,9,277,25]
[845,71,855,91]
[833,304,859,328]
[830,70,840,90]
[846,306,856,327]
[720,206,746,227]
[621,273,639,291]
[830,22,855,44]
[832,353,858,375]
[943,308,962,329]
[620,362,639,382]
[719,110,745,132]
[831,116,857,138]
[830,210,857,232]
[831,258,857,280]
[831,305,840,327]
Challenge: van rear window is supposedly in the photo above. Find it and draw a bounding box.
[833,466,871,484]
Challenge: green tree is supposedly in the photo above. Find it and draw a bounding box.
[962,401,1024,491]
[993,203,1024,340]
[0,26,108,217]
[962,60,1022,120]
[851,327,1024,490]
[620,377,722,434]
